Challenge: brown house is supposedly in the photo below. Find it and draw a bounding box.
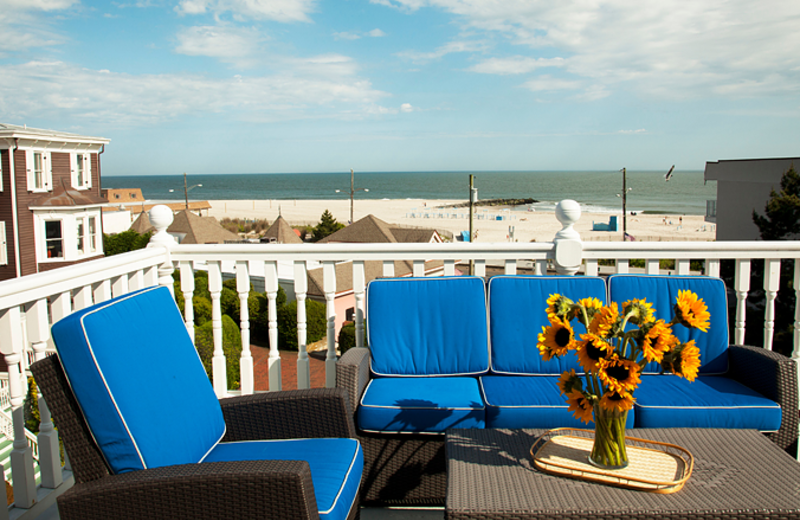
[0,123,110,281]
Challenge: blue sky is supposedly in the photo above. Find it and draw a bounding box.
[1,0,799,176]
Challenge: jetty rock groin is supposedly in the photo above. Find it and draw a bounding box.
[442,198,538,208]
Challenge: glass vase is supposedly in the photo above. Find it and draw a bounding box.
[589,404,629,469]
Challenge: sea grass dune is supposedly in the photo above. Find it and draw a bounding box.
[206,199,715,243]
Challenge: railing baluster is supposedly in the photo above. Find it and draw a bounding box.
[294,261,310,389]
[207,261,227,396]
[535,259,547,275]
[676,259,690,275]
[735,259,751,345]
[236,261,253,395]
[26,298,62,489]
[265,261,281,391]
[51,289,73,470]
[383,260,395,277]
[616,259,629,274]
[444,259,455,276]
[763,259,781,351]
[0,307,36,508]
[74,284,93,310]
[179,261,195,342]
[111,274,129,298]
[585,259,598,276]
[645,259,660,274]
[93,278,112,303]
[504,259,516,275]
[706,259,720,278]
[143,265,158,287]
[323,262,337,388]
[412,260,424,277]
[475,259,486,277]
[129,269,146,291]
[353,261,366,350]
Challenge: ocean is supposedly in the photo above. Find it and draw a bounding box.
[102,170,715,215]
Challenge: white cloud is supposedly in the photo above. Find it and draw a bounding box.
[0,60,388,125]
[375,0,800,99]
[397,40,486,62]
[333,31,361,41]
[400,103,414,112]
[522,75,581,92]
[469,56,564,75]
[175,25,263,66]
[175,0,315,23]
[0,0,77,10]
[367,28,386,37]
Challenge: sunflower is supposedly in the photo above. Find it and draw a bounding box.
[599,390,635,413]
[575,297,604,324]
[640,319,674,363]
[566,388,594,424]
[672,340,701,382]
[557,369,581,396]
[598,355,642,394]
[588,302,619,338]
[537,316,577,360]
[576,333,611,373]
[674,290,710,332]
[623,298,655,325]
[546,293,573,320]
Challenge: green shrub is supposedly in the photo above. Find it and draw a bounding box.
[194,314,242,390]
[278,298,327,350]
[103,230,152,257]
[23,377,40,434]
[337,321,368,354]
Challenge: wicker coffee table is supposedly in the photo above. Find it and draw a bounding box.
[446,428,800,519]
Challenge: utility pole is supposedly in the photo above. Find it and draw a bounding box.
[617,168,632,241]
[469,175,476,275]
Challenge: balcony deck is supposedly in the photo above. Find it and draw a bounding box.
[0,201,798,519]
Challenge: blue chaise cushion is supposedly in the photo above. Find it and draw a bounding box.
[608,275,729,374]
[634,375,782,431]
[367,276,489,376]
[488,275,607,375]
[51,286,226,474]
[480,375,635,429]
[204,438,363,520]
[358,377,485,433]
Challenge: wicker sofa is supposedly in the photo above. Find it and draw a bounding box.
[337,275,798,507]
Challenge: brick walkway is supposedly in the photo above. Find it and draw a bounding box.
[251,345,328,391]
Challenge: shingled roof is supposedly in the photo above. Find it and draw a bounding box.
[307,259,447,297]
[169,210,239,244]
[263,215,303,244]
[317,214,440,244]
[29,182,107,209]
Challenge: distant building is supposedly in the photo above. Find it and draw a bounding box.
[0,123,109,281]
[130,209,239,244]
[704,157,800,240]
[262,215,303,244]
[102,188,211,216]
[318,214,444,244]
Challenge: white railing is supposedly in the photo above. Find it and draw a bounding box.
[0,201,799,518]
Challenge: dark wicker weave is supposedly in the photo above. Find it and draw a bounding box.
[337,344,799,507]
[446,428,800,520]
[31,354,361,520]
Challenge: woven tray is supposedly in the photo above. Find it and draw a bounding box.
[530,428,694,494]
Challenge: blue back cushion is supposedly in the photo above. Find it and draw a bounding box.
[367,276,489,376]
[608,275,729,374]
[488,276,607,375]
[51,286,226,474]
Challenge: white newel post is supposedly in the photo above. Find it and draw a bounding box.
[0,307,35,510]
[295,261,310,390]
[553,200,583,276]
[237,261,253,395]
[26,299,62,489]
[147,205,176,295]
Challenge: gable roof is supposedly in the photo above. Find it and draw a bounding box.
[263,215,303,244]
[390,227,441,243]
[0,123,109,145]
[318,214,439,244]
[169,210,239,244]
[28,181,108,210]
[130,212,155,234]
[306,259,447,297]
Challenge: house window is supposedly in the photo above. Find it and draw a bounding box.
[45,221,63,259]
[88,216,97,253]
[71,153,92,189]
[114,193,120,199]
[131,193,137,199]
[26,150,51,192]
[0,222,7,266]
[77,221,85,254]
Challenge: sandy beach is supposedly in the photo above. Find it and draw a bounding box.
[205,199,715,243]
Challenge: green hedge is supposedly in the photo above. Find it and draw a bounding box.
[194,314,242,390]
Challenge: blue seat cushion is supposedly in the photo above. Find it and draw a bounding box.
[367,276,489,376]
[204,438,362,520]
[51,286,225,474]
[488,275,607,375]
[634,375,782,431]
[480,376,634,429]
[358,377,485,433]
[608,275,729,374]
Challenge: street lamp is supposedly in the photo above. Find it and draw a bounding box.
[616,167,632,241]
[335,169,369,224]
[169,172,202,210]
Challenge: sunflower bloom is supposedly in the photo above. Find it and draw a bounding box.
[588,302,619,338]
[623,298,655,325]
[598,355,642,394]
[641,319,673,363]
[546,294,573,320]
[674,290,710,332]
[675,340,701,382]
[557,369,581,396]
[599,391,635,413]
[576,333,611,373]
[537,316,576,361]
[566,388,595,424]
